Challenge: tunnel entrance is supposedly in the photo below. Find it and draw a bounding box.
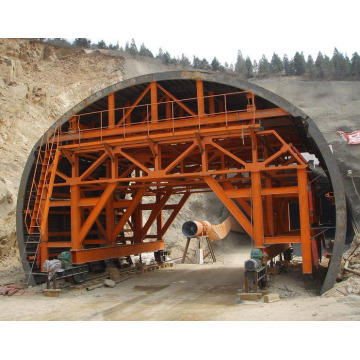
[17,71,345,293]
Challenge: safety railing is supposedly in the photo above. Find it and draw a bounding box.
[59,90,256,146]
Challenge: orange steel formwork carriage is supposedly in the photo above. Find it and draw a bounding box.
[21,76,334,283]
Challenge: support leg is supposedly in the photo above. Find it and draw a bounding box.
[182,238,191,264]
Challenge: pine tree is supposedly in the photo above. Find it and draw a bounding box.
[315,52,325,79]
[306,55,316,79]
[156,47,164,59]
[332,48,350,79]
[200,58,211,70]
[162,51,171,65]
[351,52,360,79]
[45,38,72,47]
[283,55,291,76]
[293,52,306,76]
[252,60,258,76]
[235,50,246,77]
[211,57,221,71]
[73,38,91,48]
[270,53,283,74]
[129,39,138,56]
[245,56,253,78]
[324,55,334,79]
[96,40,107,49]
[193,56,202,69]
[139,43,154,58]
[180,53,191,69]
[258,55,270,77]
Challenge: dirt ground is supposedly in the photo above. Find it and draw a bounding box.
[1,242,360,321]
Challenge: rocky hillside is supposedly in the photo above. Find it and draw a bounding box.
[0,38,167,256]
[1,38,360,260]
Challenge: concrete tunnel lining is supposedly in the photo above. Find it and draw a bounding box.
[16,70,347,294]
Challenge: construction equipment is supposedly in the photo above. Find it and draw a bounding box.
[244,249,268,292]
[16,71,345,294]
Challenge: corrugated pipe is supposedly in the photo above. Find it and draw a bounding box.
[182,216,244,241]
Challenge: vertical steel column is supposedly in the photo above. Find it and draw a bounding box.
[71,154,82,250]
[251,171,264,247]
[156,194,164,241]
[298,167,312,273]
[108,93,115,128]
[196,80,205,117]
[265,178,275,237]
[151,82,158,123]
[250,131,264,247]
[106,162,115,245]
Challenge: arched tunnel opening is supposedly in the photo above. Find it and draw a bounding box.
[16,71,347,294]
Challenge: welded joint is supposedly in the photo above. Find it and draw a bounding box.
[103,142,115,162]
[61,148,75,167]
[194,132,204,154]
[147,137,158,157]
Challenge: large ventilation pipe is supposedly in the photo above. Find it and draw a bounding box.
[182,216,244,241]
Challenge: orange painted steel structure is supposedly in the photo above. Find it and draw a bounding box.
[24,79,321,274]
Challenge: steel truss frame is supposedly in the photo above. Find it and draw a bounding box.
[25,80,321,274]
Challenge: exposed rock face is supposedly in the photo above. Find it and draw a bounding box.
[0,38,172,257]
[0,39,125,256]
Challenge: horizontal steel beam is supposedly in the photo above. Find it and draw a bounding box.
[71,241,164,263]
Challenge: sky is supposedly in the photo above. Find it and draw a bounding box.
[3,0,359,65]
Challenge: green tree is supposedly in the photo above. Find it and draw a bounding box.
[315,52,325,79]
[73,38,91,48]
[332,48,350,79]
[45,38,72,47]
[351,52,360,79]
[96,40,107,49]
[245,56,253,78]
[283,54,292,76]
[193,56,201,69]
[180,53,191,68]
[252,60,258,75]
[235,50,246,77]
[270,53,283,74]
[162,51,172,65]
[200,58,211,70]
[258,55,270,77]
[139,43,154,58]
[156,47,164,59]
[293,52,306,75]
[210,57,220,71]
[306,55,316,79]
[324,55,334,79]
[129,38,138,56]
